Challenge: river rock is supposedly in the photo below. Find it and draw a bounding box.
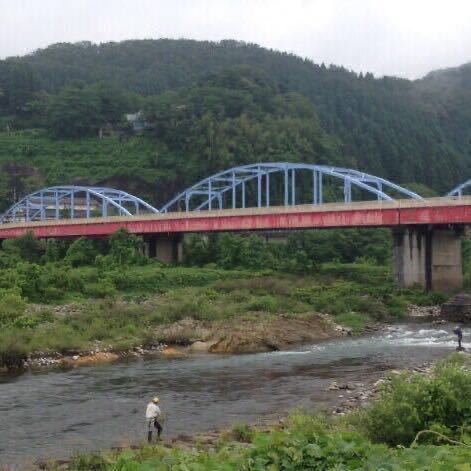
[441,293,471,322]
[408,304,440,318]
[374,378,386,388]
[187,340,216,352]
[334,325,353,335]
[161,346,187,358]
[328,381,340,390]
[64,351,119,365]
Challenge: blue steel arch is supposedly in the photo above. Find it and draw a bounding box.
[160,162,423,212]
[0,186,159,223]
[447,180,471,197]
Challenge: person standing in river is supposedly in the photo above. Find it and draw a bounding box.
[453,325,464,351]
[146,397,163,442]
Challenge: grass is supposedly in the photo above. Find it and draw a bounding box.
[0,263,449,369]
[334,312,371,332]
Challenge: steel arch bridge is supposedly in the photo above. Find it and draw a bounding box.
[447,180,471,197]
[0,186,159,223]
[160,162,423,212]
[0,163,431,224]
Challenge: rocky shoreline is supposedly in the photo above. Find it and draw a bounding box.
[22,343,167,369]
[328,361,433,415]
[2,303,447,373]
[3,312,355,372]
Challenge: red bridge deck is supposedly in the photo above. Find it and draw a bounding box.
[0,197,470,239]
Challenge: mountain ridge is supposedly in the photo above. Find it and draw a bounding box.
[0,38,469,205]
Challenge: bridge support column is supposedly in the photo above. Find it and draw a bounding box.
[430,227,464,292]
[393,226,463,292]
[145,234,183,264]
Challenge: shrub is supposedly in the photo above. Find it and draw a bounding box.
[42,286,65,301]
[246,295,278,312]
[66,270,86,292]
[232,424,254,442]
[335,312,370,332]
[362,356,471,446]
[65,238,100,267]
[294,282,387,318]
[69,452,110,471]
[215,276,291,296]
[107,229,145,265]
[2,231,45,263]
[83,281,117,298]
[320,262,391,285]
[0,328,30,368]
[0,290,27,325]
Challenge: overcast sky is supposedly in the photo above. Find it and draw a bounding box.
[1,0,471,79]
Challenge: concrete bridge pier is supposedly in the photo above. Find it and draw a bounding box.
[393,225,464,292]
[144,234,183,264]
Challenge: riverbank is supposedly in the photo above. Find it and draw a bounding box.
[6,300,440,373]
[30,353,471,471]
[12,361,427,470]
[1,265,447,372]
[15,311,353,370]
[1,322,466,468]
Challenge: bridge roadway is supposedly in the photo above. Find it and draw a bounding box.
[0,197,470,239]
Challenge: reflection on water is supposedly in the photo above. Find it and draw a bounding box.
[0,322,466,466]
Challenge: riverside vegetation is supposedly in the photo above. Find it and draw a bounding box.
[44,355,471,470]
[0,229,454,370]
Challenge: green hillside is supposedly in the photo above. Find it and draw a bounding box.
[0,39,470,210]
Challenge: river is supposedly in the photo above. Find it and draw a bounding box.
[0,322,467,467]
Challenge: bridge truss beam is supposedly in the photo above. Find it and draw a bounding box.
[0,186,159,223]
[447,180,471,197]
[160,162,423,213]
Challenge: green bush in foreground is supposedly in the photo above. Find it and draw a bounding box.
[359,355,471,446]
[64,417,471,471]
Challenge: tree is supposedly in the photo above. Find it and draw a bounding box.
[46,81,132,138]
[64,238,99,266]
[2,231,44,263]
[47,82,102,138]
[107,229,144,265]
[0,60,37,115]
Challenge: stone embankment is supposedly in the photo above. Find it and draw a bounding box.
[441,293,471,322]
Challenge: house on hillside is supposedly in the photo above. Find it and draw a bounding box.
[125,111,148,133]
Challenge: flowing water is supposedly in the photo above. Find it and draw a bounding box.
[0,322,468,467]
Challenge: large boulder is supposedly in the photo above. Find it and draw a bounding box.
[441,293,471,322]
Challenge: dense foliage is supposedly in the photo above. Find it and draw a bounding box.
[0,65,344,209]
[0,39,470,213]
[0,230,444,368]
[184,229,392,271]
[360,357,471,446]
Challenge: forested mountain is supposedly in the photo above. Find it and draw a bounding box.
[0,39,470,209]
